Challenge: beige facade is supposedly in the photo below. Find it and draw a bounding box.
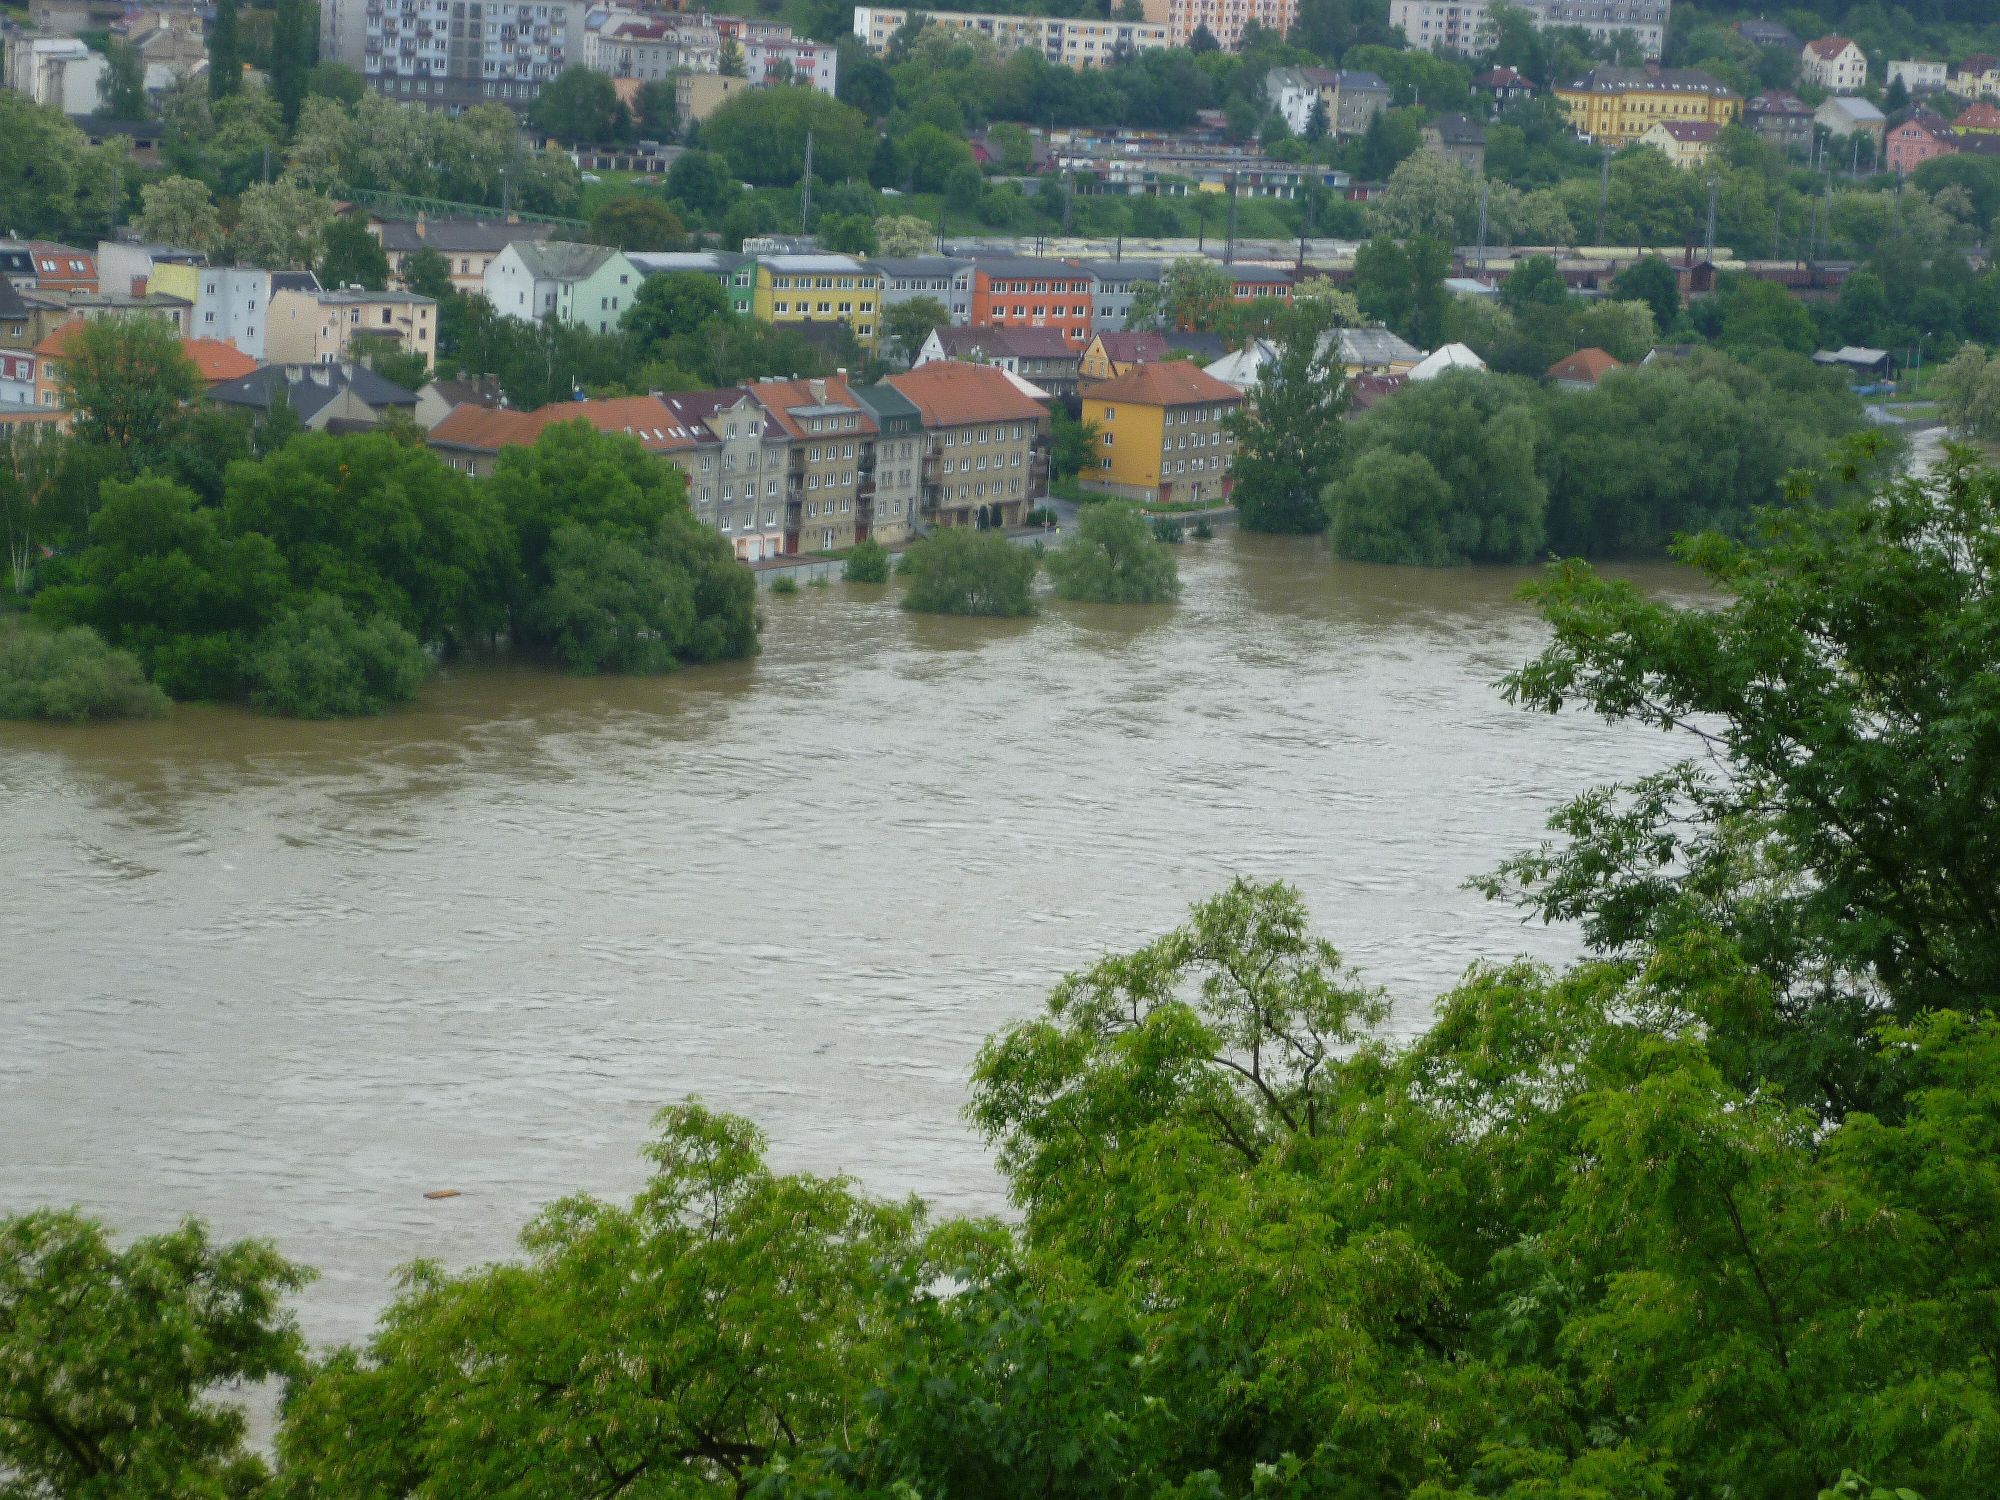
[886,361,1049,532]
[266,288,437,370]
[744,376,879,553]
[676,71,749,123]
[1142,0,1294,52]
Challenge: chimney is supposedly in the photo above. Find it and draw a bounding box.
[810,378,826,401]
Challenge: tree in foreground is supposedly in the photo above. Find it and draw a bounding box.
[56,316,201,477]
[0,1209,309,1497]
[843,537,890,582]
[492,421,758,669]
[1229,306,1349,535]
[898,527,1037,616]
[246,593,429,717]
[1045,500,1180,603]
[0,621,167,721]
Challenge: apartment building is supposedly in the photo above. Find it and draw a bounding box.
[741,33,837,93]
[873,257,970,313]
[426,394,699,476]
[1393,0,1667,61]
[914,324,1080,399]
[1554,66,1740,145]
[1265,67,1391,137]
[582,11,720,80]
[969,258,1098,348]
[150,264,318,362]
[1886,114,1958,175]
[1888,60,1947,94]
[484,241,639,335]
[1745,92,1813,153]
[26,244,98,296]
[851,381,922,544]
[4,36,107,114]
[886,360,1046,532]
[1802,36,1868,92]
[850,7,1169,69]
[750,254,882,350]
[627,250,756,317]
[656,387,792,562]
[374,217,558,292]
[321,0,586,111]
[745,375,880,553]
[266,287,438,369]
[1081,359,1241,507]
[1140,0,1295,52]
[675,72,748,123]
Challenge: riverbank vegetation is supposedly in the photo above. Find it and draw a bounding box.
[1323,350,1868,565]
[5,448,1996,1498]
[4,325,757,721]
[843,539,892,584]
[1045,501,1181,605]
[0,621,168,722]
[899,528,1039,617]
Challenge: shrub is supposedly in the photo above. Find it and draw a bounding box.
[1046,502,1182,605]
[899,528,1038,617]
[843,539,891,583]
[770,575,799,595]
[0,622,168,722]
[1150,517,1185,545]
[1191,519,1215,540]
[1022,506,1059,528]
[246,594,428,717]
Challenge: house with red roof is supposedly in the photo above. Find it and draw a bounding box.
[1548,347,1621,391]
[1802,36,1868,92]
[1079,359,1243,507]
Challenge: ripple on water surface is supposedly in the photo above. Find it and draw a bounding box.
[0,532,1704,1348]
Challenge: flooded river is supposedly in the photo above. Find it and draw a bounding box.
[2,533,1698,1349]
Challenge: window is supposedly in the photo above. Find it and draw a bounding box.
[1102,432,1114,446]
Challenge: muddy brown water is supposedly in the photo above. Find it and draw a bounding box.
[1,533,1702,1348]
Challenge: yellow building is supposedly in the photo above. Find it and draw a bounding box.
[751,253,882,350]
[1555,66,1740,145]
[1080,359,1242,507]
[1639,118,1722,168]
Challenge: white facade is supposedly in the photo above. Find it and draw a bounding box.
[0,351,36,409]
[323,0,585,110]
[1802,38,1868,92]
[190,267,277,360]
[582,12,719,80]
[850,7,1169,68]
[1392,0,1666,60]
[1887,60,1946,93]
[1266,67,1327,135]
[742,34,837,94]
[482,241,637,335]
[5,36,107,113]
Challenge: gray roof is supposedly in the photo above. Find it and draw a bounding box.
[854,381,922,429]
[309,288,435,306]
[1078,259,1166,286]
[627,250,749,275]
[206,362,419,421]
[968,256,1097,281]
[271,270,322,294]
[509,241,621,281]
[1337,326,1422,365]
[871,256,969,279]
[379,219,558,254]
[1335,69,1389,91]
[1427,112,1487,144]
[1820,95,1886,123]
[0,277,29,319]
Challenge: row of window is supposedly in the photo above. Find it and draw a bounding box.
[941,424,1027,446]
[939,478,1024,499]
[771,275,872,291]
[938,452,1024,475]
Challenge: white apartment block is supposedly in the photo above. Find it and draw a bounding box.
[1393,0,1666,61]
[1802,37,1868,92]
[582,12,719,80]
[1887,59,1946,93]
[1141,0,1296,52]
[742,33,837,93]
[851,7,1168,68]
[321,0,585,111]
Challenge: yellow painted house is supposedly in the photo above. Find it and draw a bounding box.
[1080,359,1243,507]
[751,253,883,350]
[1556,66,1741,145]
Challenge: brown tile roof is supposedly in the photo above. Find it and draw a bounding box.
[885,360,1049,428]
[182,338,259,382]
[428,394,702,453]
[744,374,878,442]
[1093,330,1167,364]
[1082,360,1244,408]
[1806,35,1856,60]
[32,319,83,358]
[1653,120,1722,143]
[933,325,1074,361]
[1548,347,1621,384]
[1955,102,2000,129]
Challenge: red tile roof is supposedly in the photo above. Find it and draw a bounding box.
[885,360,1049,428]
[32,319,83,359]
[182,338,258,383]
[1954,102,2000,129]
[1548,347,1621,384]
[1652,120,1722,142]
[744,374,877,442]
[1092,330,1167,364]
[1082,360,1244,407]
[1806,35,1857,60]
[429,394,702,453]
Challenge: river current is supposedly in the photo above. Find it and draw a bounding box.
[2,533,1697,1349]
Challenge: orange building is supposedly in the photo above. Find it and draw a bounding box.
[968,258,1098,350]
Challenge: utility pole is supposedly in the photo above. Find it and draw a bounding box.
[1060,170,1073,237]
[1475,176,1490,274]
[1224,173,1237,265]
[800,129,814,234]
[1594,144,1611,247]
[1703,175,1718,263]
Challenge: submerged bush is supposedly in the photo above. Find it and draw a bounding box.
[843,539,891,583]
[0,622,168,722]
[899,528,1038,618]
[770,574,799,595]
[246,594,428,718]
[1047,502,1182,604]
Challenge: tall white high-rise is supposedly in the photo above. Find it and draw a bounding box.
[321,0,586,112]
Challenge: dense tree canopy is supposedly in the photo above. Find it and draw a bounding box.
[1045,501,1180,604]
